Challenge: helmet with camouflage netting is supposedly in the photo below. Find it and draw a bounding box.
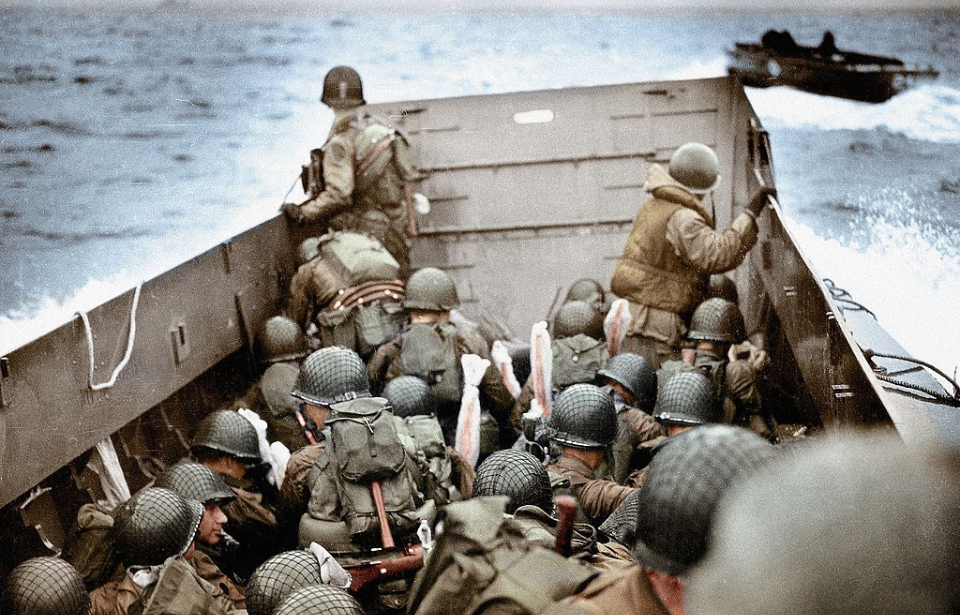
[474,450,553,515]
[632,425,775,576]
[403,267,459,312]
[552,300,604,340]
[564,278,605,309]
[654,371,720,426]
[598,488,641,548]
[0,557,90,615]
[320,65,365,108]
[596,353,657,409]
[668,142,721,195]
[549,384,618,449]
[155,460,236,506]
[291,347,370,406]
[246,550,324,615]
[114,487,203,567]
[688,298,746,344]
[257,316,310,365]
[383,375,435,418]
[274,584,365,615]
[191,410,261,463]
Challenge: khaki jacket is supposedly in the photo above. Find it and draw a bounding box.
[189,551,245,611]
[284,258,349,331]
[547,455,636,526]
[611,397,664,485]
[90,573,144,615]
[276,442,326,532]
[299,111,358,223]
[560,565,670,615]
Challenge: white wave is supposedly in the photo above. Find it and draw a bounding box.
[784,213,960,380]
[663,57,728,81]
[748,84,960,144]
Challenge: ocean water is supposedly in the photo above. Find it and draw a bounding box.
[1,7,958,375]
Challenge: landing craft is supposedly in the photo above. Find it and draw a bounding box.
[0,77,957,575]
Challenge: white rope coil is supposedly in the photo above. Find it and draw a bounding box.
[76,282,142,391]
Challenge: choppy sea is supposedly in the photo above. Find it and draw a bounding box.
[1,6,959,376]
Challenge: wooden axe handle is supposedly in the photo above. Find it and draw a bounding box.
[554,495,577,557]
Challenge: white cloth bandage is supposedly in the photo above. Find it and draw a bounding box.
[491,340,522,399]
[308,542,353,589]
[456,354,490,468]
[89,437,131,511]
[526,321,553,420]
[237,408,289,487]
[604,298,632,357]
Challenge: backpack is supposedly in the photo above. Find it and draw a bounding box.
[401,323,463,405]
[400,414,460,506]
[352,114,420,218]
[322,397,423,542]
[552,335,609,389]
[318,231,400,287]
[407,497,599,615]
[317,299,405,361]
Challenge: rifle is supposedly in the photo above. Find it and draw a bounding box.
[345,543,424,592]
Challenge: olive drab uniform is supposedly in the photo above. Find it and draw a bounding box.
[217,473,282,580]
[610,164,757,367]
[276,441,326,538]
[559,565,670,615]
[188,550,246,611]
[609,391,663,485]
[546,455,637,527]
[89,573,144,615]
[692,349,774,440]
[232,361,306,454]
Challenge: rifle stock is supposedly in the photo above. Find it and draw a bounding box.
[346,544,424,592]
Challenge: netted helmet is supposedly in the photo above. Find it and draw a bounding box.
[291,347,370,406]
[474,450,553,515]
[155,460,236,506]
[383,375,434,418]
[549,384,618,449]
[654,371,720,426]
[707,274,739,305]
[114,487,203,567]
[246,550,323,615]
[1,557,90,615]
[598,488,640,548]
[596,353,657,408]
[274,584,365,615]
[257,316,309,364]
[632,425,774,576]
[552,300,604,340]
[297,237,322,267]
[564,278,605,309]
[403,267,459,312]
[668,142,721,194]
[320,65,365,108]
[191,410,261,463]
[688,298,746,344]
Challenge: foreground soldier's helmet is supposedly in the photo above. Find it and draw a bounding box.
[1,557,90,615]
[632,425,774,576]
[599,488,640,548]
[246,550,324,615]
[688,298,746,344]
[549,384,618,449]
[383,375,434,418]
[668,142,721,194]
[155,460,236,506]
[291,347,370,406]
[114,487,203,567]
[273,584,365,615]
[257,316,310,365]
[552,300,604,340]
[320,65,365,108]
[403,267,459,312]
[688,433,960,615]
[297,237,322,267]
[654,371,720,426]
[191,410,261,463]
[707,274,740,305]
[564,278,605,308]
[474,450,553,515]
[596,353,657,408]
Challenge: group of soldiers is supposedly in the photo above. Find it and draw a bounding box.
[4,66,957,615]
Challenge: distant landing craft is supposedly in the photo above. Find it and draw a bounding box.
[727,30,939,103]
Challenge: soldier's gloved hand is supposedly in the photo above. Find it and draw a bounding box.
[745,186,777,219]
[281,202,302,223]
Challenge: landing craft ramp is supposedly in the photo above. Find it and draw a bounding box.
[0,77,955,571]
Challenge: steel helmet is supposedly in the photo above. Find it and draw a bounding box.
[297,237,322,267]
[256,316,310,364]
[707,274,740,305]
[191,410,262,463]
[564,278,605,309]
[291,347,370,406]
[155,460,236,506]
[688,298,746,344]
[274,584,365,615]
[383,375,435,418]
[632,425,775,576]
[598,488,641,548]
[654,371,720,426]
[474,450,553,515]
[552,300,604,340]
[403,267,459,312]
[1,557,90,615]
[596,353,657,409]
[668,142,721,194]
[245,550,323,615]
[320,65,365,108]
[114,487,203,567]
[549,384,618,450]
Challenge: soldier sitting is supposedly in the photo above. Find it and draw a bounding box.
[191,410,281,580]
[368,267,516,447]
[1,557,90,615]
[546,384,636,527]
[560,425,775,615]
